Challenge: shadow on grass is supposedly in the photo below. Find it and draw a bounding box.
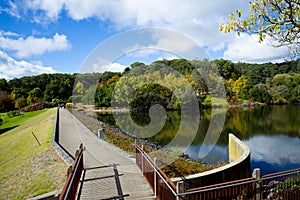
[0,125,19,135]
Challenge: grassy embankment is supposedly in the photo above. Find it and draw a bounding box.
[0,108,67,200]
[70,107,225,178]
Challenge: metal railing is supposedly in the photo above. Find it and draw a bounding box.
[134,143,300,200]
[59,144,84,200]
[261,168,300,200]
[181,177,257,200]
[134,144,177,200]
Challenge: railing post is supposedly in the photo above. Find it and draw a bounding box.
[176,181,185,200]
[252,168,261,200]
[75,150,79,157]
[154,157,157,197]
[67,166,72,176]
[141,145,145,173]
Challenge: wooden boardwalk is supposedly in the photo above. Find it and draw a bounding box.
[58,108,155,199]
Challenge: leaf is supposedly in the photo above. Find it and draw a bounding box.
[220,23,224,31]
[242,20,248,28]
[229,13,234,21]
[236,10,242,18]
[250,14,254,24]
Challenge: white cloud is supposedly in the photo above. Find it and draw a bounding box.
[91,57,128,73]
[0,32,71,58]
[100,63,128,73]
[4,1,21,19]
[223,33,289,63]
[0,51,57,79]
[25,0,64,21]
[0,30,19,37]
[6,0,289,62]
[9,0,249,51]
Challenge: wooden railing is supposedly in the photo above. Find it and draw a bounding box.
[261,168,300,200]
[134,142,300,200]
[59,144,84,200]
[134,144,177,200]
[183,177,257,200]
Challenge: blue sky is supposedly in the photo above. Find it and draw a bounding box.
[0,0,290,79]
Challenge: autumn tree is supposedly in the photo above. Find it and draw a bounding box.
[233,75,249,99]
[221,0,300,56]
[74,81,84,95]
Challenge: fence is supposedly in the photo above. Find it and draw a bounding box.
[182,177,257,200]
[134,143,300,200]
[261,168,300,199]
[59,144,84,200]
[134,144,177,200]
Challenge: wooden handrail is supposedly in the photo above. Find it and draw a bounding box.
[59,144,84,200]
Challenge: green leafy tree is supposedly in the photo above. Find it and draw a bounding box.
[249,84,272,103]
[27,87,43,104]
[214,59,239,80]
[44,80,60,101]
[221,0,300,56]
[15,97,27,110]
[0,78,10,92]
[11,88,27,99]
[130,83,173,111]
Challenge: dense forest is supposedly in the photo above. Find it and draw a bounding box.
[0,59,299,113]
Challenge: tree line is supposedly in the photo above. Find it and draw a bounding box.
[0,58,299,113]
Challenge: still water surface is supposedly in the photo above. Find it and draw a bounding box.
[97,105,300,175]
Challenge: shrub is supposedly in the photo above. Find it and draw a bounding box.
[21,103,45,112]
[52,99,60,107]
[6,110,20,118]
[202,95,211,107]
[66,103,73,108]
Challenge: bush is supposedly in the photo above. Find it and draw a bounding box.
[274,97,288,104]
[6,110,20,118]
[202,95,211,107]
[52,98,60,107]
[21,103,45,112]
[66,103,74,108]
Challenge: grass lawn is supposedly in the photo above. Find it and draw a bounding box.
[0,108,67,200]
[0,110,47,134]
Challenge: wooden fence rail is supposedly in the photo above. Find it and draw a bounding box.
[134,144,177,200]
[261,168,300,200]
[134,142,300,200]
[183,177,257,200]
[59,144,84,200]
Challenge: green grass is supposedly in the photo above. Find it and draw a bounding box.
[211,97,229,106]
[0,109,47,133]
[0,108,67,200]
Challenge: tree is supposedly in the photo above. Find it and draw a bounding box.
[74,81,84,95]
[220,0,300,56]
[233,75,249,99]
[27,87,43,104]
[0,78,10,93]
[129,83,173,112]
[44,80,60,101]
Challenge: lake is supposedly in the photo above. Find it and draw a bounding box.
[96,105,300,175]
